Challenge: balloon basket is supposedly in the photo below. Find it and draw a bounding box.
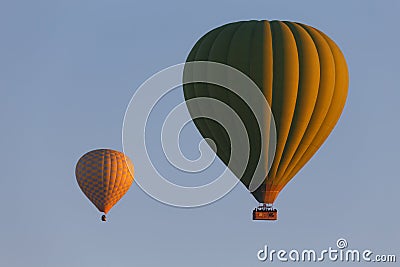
[252,206,277,221]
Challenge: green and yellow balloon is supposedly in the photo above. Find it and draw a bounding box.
[183,20,348,205]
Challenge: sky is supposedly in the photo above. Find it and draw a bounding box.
[1,0,399,266]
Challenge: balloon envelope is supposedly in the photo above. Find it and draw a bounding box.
[183,20,348,204]
[75,149,134,214]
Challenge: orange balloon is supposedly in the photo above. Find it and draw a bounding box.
[75,149,134,214]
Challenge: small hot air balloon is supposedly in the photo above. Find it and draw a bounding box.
[75,149,134,221]
[183,20,349,220]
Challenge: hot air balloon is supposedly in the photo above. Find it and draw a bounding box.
[75,149,134,221]
[183,20,348,220]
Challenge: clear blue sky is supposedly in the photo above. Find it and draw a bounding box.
[1,0,399,266]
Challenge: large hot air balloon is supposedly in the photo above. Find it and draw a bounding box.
[75,149,134,221]
[183,20,348,220]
